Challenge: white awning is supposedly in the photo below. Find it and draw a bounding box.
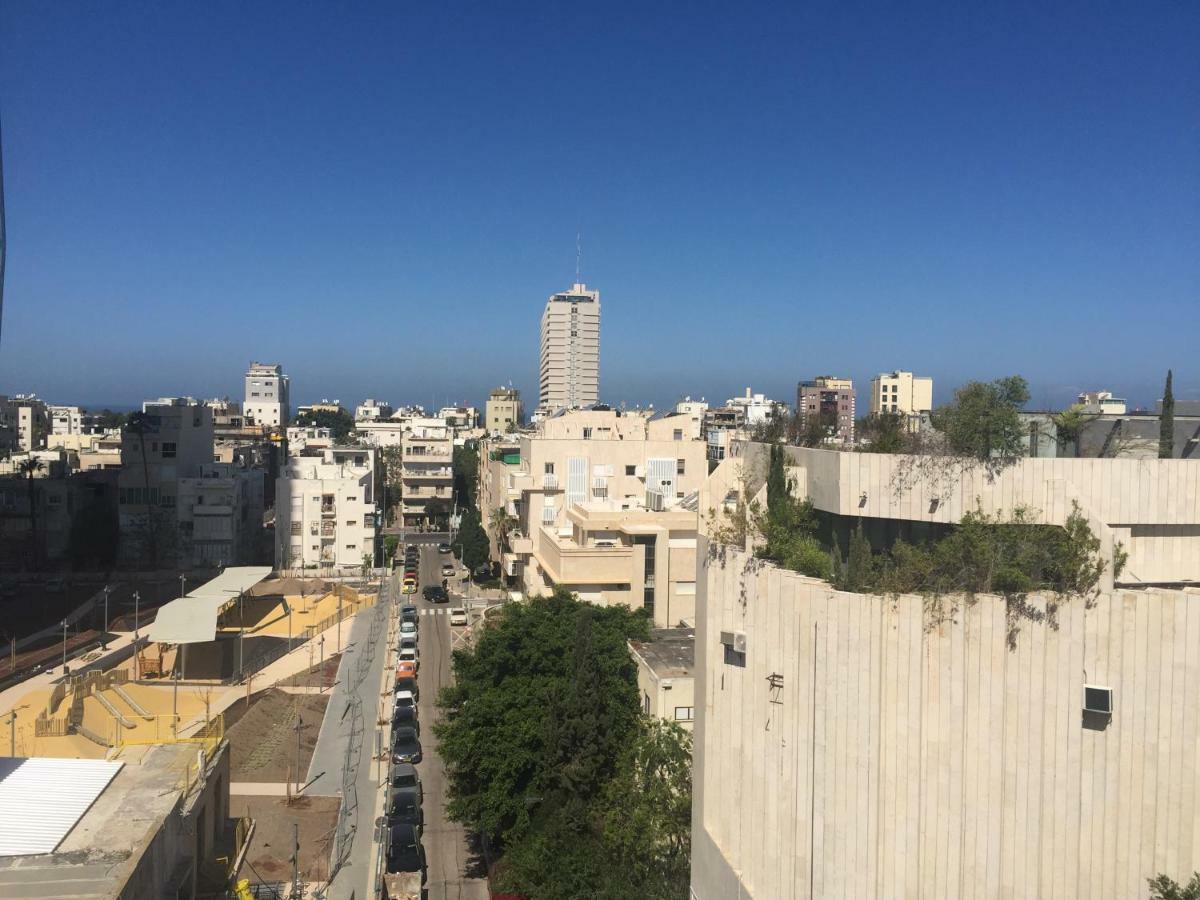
[148,566,273,644]
[0,757,123,856]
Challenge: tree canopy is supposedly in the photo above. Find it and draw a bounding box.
[930,375,1030,462]
[1160,369,1175,459]
[435,589,690,899]
[292,407,356,441]
[453,442,480,509]
[455,506,490,572]
[1149,872,1200,900]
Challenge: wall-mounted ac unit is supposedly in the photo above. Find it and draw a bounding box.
[719,631,747,654]
[1084,684,1113,716]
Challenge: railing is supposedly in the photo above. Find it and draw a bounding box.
[543,473,559,489]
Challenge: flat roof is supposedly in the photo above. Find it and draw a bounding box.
[0,757,123,856]
[147,566,272,644]
[630,628,695,679]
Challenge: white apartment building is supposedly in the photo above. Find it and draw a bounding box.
[486,387,524,434]
[48,405,84,435]
[479,407,707,626]
[437,406,479,430]
[355,398,393,421]
[629,628,696,731]
[400,418,453,527]
[539,282,600,414]
[176,462,265,566]
[674,398,709,440]
[724,388,780,427]
[276,446,378,571]
[1078,390,1127,415]
[869,369,933,418]
[0,394,48,453]
[286,426,335,453]
[243,362,290,429]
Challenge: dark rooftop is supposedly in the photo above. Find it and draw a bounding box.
[629,627,695,679]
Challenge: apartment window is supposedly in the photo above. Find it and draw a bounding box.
[162,494,176,508]
[251,391,261,397]
[47,493,62,506]
[676,459,686,475]
[673,429,683,441]
[582,427,592,439]
[162,442,176,458]
[291,523,302,535]
[363,514,374,528]
[345,520,356,527]
[544,462,555,475]
[625,465,636,476]
[674,706,695,722]
[643,693,651,715]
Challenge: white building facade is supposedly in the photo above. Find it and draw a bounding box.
[539,282,600,414]
[243,362,290,429]
[275,446,378,571]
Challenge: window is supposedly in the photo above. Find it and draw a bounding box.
[544,462,555,475]
[162,494,176,508]
[162,442,176,458]
[364,514,374,528]
[625,465,636,476]
[345,520,356,527]
[674,706,695,721]
[47,493,62,506]
[643,693,651,715]
[346,543,357,550]
[291,522,302,535]
[673,429,683,440]
[676,459,686,475]
[582,427,592,439]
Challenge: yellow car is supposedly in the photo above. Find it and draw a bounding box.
[402,581,417,595]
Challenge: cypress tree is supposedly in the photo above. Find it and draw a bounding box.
[1159,369,1175,459]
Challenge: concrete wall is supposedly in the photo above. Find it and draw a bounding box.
[693,543,1200,900]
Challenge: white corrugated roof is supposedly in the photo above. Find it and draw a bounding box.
[0,757,123,856]
[147,566,273,644]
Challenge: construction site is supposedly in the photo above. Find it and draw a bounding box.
[0,566,381,899]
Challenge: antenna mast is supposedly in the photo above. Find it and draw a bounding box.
[576,231,582,284]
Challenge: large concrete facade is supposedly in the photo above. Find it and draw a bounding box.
[692,544,1200,900]
[539,282,600,413]
[242,361,289,430]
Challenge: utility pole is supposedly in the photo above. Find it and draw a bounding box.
[172,658,179,736]
[101,585,110,649]
[294,716,303,795]
[237,589,245,681]
[290,821,301,899]
[319,636,325,692]
[179,573,186,598]
[336,591,343,654]
[61,619,68,674]
[8,710,16,757]
[132,591,140,638]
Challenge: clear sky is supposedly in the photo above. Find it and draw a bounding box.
[1,1,1196,413]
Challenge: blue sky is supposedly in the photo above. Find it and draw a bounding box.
[1,1,1196,412]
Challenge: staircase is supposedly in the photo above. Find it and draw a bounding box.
[112,684,155,720]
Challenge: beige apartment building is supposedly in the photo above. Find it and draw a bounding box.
[275,445,378,570]
[399,418,453,527]
[479,407,706,626]
[629,627,695,730]
[242,361,289,429]
[539,282,600,414]
[869,369,933,419]
[485,386,524,434]
[691,445,1200,899]
[796,376,856,443]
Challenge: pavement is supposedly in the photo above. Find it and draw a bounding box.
[303,572,392,900]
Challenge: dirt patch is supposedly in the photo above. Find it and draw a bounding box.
[231,795,341,884]
[287,652,342,688]
[225,688,329,783]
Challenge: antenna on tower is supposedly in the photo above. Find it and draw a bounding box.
[575,231,582,283]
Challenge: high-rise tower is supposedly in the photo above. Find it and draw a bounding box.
[539,283,600,414]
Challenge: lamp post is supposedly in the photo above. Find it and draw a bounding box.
[61,619,68,674]
[319,635,325,692]
[133,591,140,638]
[101,585,110,649]
[179,573,186,598]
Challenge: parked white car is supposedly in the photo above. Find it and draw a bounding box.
[449,608,468,626]
[398,647,419,668]
[394,689,415,708]
[400,620,417,636]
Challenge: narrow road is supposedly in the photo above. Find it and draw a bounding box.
[415,545,490,900]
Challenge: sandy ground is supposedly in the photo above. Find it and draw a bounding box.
[225,688,330,783]
[231,795,341,885]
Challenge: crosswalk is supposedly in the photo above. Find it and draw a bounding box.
[417,608,458,616]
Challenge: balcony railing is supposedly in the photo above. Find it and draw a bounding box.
[543,473,559,490]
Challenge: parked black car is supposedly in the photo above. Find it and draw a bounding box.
[401,605,418,623]
[423,585,448,603]
[395,675,418,700]
[392,704,416,726]
[392,725,422,764]
[387,822,425,875]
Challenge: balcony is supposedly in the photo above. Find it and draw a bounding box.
[535,525,633,585]
[320,505,336,517]
[543,473,559,490]
[401,467,452,480]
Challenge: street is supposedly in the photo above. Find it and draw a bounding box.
[413,544,490,900]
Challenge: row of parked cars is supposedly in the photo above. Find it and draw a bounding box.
[389,545,425,876]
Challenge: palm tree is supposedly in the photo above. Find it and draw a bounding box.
[1051,404,1099,458]
[17,458,44,569]
[488,506,518,553]
[125,412,159,568]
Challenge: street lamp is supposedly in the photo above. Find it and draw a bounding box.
[133,591,140,639]
[61,619,68,674]
[101,585,110,649]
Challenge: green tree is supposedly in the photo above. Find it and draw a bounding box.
[125,412,159,568]
[291,407,356,441]
[1051,403,1098,458]
[94,409,129,430]
[599,719,693,899]
[835,522,876,593]
[1159,369,1175,459]
[424,498,449,530]
[18,458,44,569]
[383,535,399,563]
[930,376,1030,463]
[453,442,480,509]
[1148,873,1200,900]
[858,411,910,454]
[488,506,519,553]
[456,506,490,572]
[435,588,647,844]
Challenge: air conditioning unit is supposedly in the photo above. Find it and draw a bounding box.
[719,630,747,654]
[646,491,665,512]
[634,465,645,478]
[1083,684,1113,716]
